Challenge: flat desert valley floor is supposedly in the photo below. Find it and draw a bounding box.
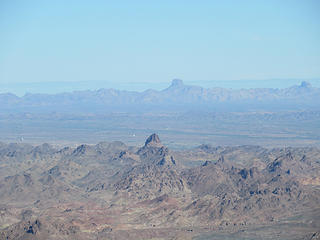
[1,111,320,149]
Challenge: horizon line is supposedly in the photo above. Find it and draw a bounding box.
[1,78,320,97]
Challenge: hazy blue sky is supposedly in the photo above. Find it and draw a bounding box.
[0,0,320,91]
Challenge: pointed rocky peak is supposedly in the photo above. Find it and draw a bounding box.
[170,79,184,88]
[144,133,162,147]
[137,134,177,167]
[300,81,312,88]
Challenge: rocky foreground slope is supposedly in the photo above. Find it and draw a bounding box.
[0,134,320,239]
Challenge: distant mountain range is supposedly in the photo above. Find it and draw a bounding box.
[1,79,320,112]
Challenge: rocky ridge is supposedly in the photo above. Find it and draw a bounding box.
[0,134,320,239]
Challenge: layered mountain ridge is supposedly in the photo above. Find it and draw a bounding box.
[0,134,320,239]
[1,80,320,112]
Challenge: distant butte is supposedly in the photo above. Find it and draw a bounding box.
[170,79,184,87]
[300,81,312,88]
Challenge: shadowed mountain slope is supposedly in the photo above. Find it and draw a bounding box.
[0,134,320,239]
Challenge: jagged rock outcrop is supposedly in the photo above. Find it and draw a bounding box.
[137,134,176,167]
[0,137,320,239]
[113,134,188,199]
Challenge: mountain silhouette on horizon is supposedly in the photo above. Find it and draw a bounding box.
[0,79,319,112]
